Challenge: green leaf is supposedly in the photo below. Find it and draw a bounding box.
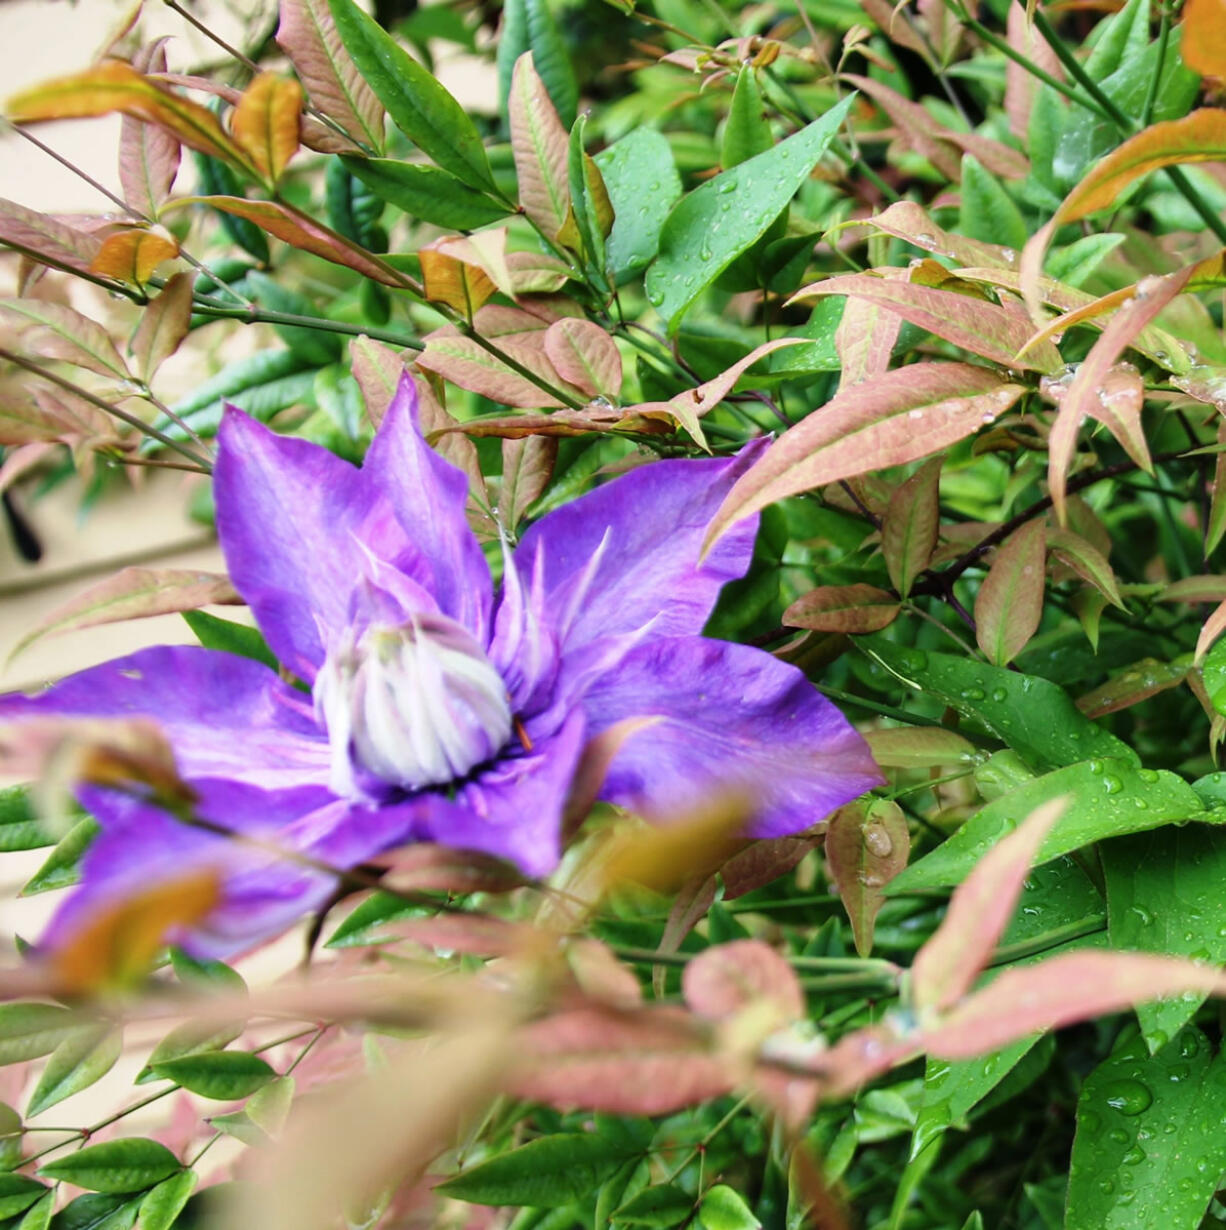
[594,129,681,284]
[27,1025,122,1117]
[21,819,100,897]
[645,96,854,331]
[41,1139,181,1194]
[498,0,578,128]
[181,611,277,671]
[1044,233,1126,287]
[891,759,1206,893]
[0,1005,82,1066]
[193,153,270,263]
[0,1102,24,1170]
[1103,827,1226,1049]
[17,1191,53,1230]
[1067,1027,1226,1229]
[563,114,610,281]
[327,0,495,191]
[0,788,53,853]
[438,1134,637,1207]
[613,1184,693,1225]
[342,157,509,231]
[49,1192,140,1230]
[242,271,341,366]
[859,639,1137,771]
[150,1052,275,1101]
[0,1176,49,1220]
[325,890,427,948]
[958,154,1026,252]
[136,1170,197,1230]
[699,1185,761,1230]
[138,1019,245,1085]
[721,66,772,170]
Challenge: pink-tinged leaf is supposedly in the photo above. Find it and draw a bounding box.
[1047,528,1125,609]
[509,52,570,238]
[1056,109,1226,224]
[276,0,384,151]
[824,799,910,957]
[1075,658,1190,719]
[684,940,805,1023]
[349,335,409,426]
[0,298,128,380]
[861,200,1017,270]
[412,371,495,537]
[720,830,824,899]
[918,0,961,64]
[1210,421,1226,556]
[863,727,978,769]
[793,274,1061,372]
[7,60,256,174]
[783,584,900,634]
[1162,575,1226,604]
[705,363,1025,550]
[417,326,584,408]
[843,74,1029,180]
[182,196,404,286]
[1047,271,1190,522]
[834,293,903,390]
[507,250,572,295]
[859,0,931,56]
[11,567,241,658]
[1196,599,1226,663]
[881,457,941,597]
[119,41,180,218]
[0,441,57,494]
[387,914,538,958]
[566,939,643,1009]
[510,1006,734,1114]
[925,951,1226,1059]
[1004,3,1062,139]
[420,242,497,315]
[975,520,1046,665]
[653,874,719,998]
[0,198,103,273]
[130,271,194,383]
[912,798,1067,1014]
[543,318,622,398]
[366,845,524,896]
[231,73,303,187]
[500,435,557,529]
[88,227,178,285]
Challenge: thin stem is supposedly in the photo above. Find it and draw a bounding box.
[1141,7,1172,128]
[0,237,137,300]
[0,347,214,471]
[190,294,425,351]
[815,685,949,728]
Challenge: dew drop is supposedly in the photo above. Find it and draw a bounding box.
[1122,1145,1146,1166]
[863,824,893,858]
[1102,774,1123,795]
[717,179,737,195]
[1103,1079,1153,1115]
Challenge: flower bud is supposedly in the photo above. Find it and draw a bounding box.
[315,614,512,797]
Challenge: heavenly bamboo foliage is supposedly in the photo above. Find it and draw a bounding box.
[2,0,1226,1224]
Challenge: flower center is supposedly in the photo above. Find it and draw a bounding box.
[313,613,513,797]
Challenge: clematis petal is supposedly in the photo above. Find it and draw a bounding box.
[582,637,883,836]
[514,442,766,654]
[363,375,493,640]
[42,779,424,960]
[216,407,447,682]
[413,709,587,877]
[0,646,330,791]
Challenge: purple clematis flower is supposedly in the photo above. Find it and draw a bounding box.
[0,376,881,958]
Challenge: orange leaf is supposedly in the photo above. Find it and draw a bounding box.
[88,228,178,285]
[420,243,497,315]
[7,60,255,174]
[182,196,404,286]
[53,871,221,993]
[974,520,1046,665]
[1182,0,1226,76]
[1057,110,1226,224]
[231,72,303,187]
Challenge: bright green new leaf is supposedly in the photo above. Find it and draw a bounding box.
[26,1025,122,1117]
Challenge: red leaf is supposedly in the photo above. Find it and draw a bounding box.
[543,318,622,398]
[720,831,824,899]
[131,272,195,383]
[704,363,1024,551]
[509,53,569,238]
[119,41,180,218]
[824,800,910,957]
[783,584,900,634]
[974,520,1046,665]
[881,457,942,598]
[683,940,805,1022]
[911,797,1067,1014]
